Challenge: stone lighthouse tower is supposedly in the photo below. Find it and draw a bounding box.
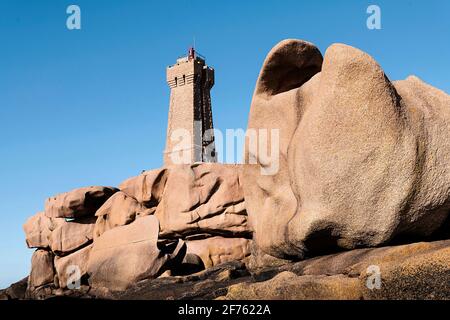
[164,48,217,165]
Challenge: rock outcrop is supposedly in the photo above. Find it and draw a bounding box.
[21,164,250,297]
[243,39,450,260]
[9,39,450,300]
[54,244,92,289]
[23,212,52,249]
[5,239,448,300]
[93,191,152,238]
[154,164,249,239]
[87,216,184,291]
[0,278,27,300]
[223,240,450,300]
[186,237,251,268]
[119,168,167,207]
[45,186,118,219]
[50,217,95,254]
[28,250,54,290]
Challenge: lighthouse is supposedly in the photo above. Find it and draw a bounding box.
[164,48,217,165]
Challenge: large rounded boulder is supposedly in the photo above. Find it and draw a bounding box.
[243,39,450,259]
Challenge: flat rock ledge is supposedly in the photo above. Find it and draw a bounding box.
[1,239,449,300]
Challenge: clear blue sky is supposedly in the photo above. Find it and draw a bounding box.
[1,0,449,288]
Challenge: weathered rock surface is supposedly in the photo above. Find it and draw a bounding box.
[186,237,251,268]
[0,277,27,300]
[243,39,450,259]
[114,240,450,300]
[223,240,450,300]
[119,164,250,239]
[45,186,118,218]
[28,250,54,289]
[247,240,292,271]
[50,217,95,254]
[20,163,252,297]
[98,261,251,300]
[226,272,362,300]
[155,164,250,238]
[23,212,52,249]
[87,215,185,291]
[3,240,449,300]
[54,244,92,289]
[94,191,153,238]
[119,168,167,207]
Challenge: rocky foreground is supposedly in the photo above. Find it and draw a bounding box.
[1,239,449,300]
[8,164,255,298]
